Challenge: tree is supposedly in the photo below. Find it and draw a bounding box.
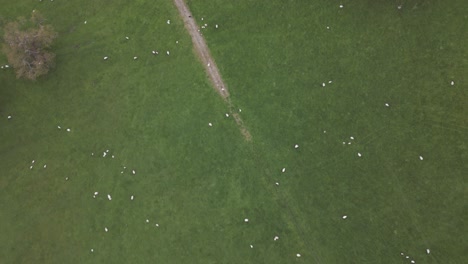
[2,11,58,80]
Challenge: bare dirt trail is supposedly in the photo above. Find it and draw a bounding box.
[173,0,252,141]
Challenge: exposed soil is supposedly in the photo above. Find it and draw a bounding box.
[173,0,252,141]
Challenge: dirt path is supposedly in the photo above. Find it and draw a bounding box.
[173,0,252,141]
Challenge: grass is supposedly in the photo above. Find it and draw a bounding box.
[188,0,467,263]
[1,0,467,263]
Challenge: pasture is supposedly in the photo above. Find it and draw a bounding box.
[1,0,466,263]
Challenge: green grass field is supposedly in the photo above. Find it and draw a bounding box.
[1,0,466,263]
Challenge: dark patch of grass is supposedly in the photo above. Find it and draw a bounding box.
[187,0,467,263]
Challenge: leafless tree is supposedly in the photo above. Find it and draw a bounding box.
[2,11,58,80]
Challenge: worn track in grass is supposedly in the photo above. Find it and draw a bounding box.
[173,0,252,141]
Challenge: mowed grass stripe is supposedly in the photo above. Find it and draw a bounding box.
[1,3,318,263]
[0,0,288,263]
